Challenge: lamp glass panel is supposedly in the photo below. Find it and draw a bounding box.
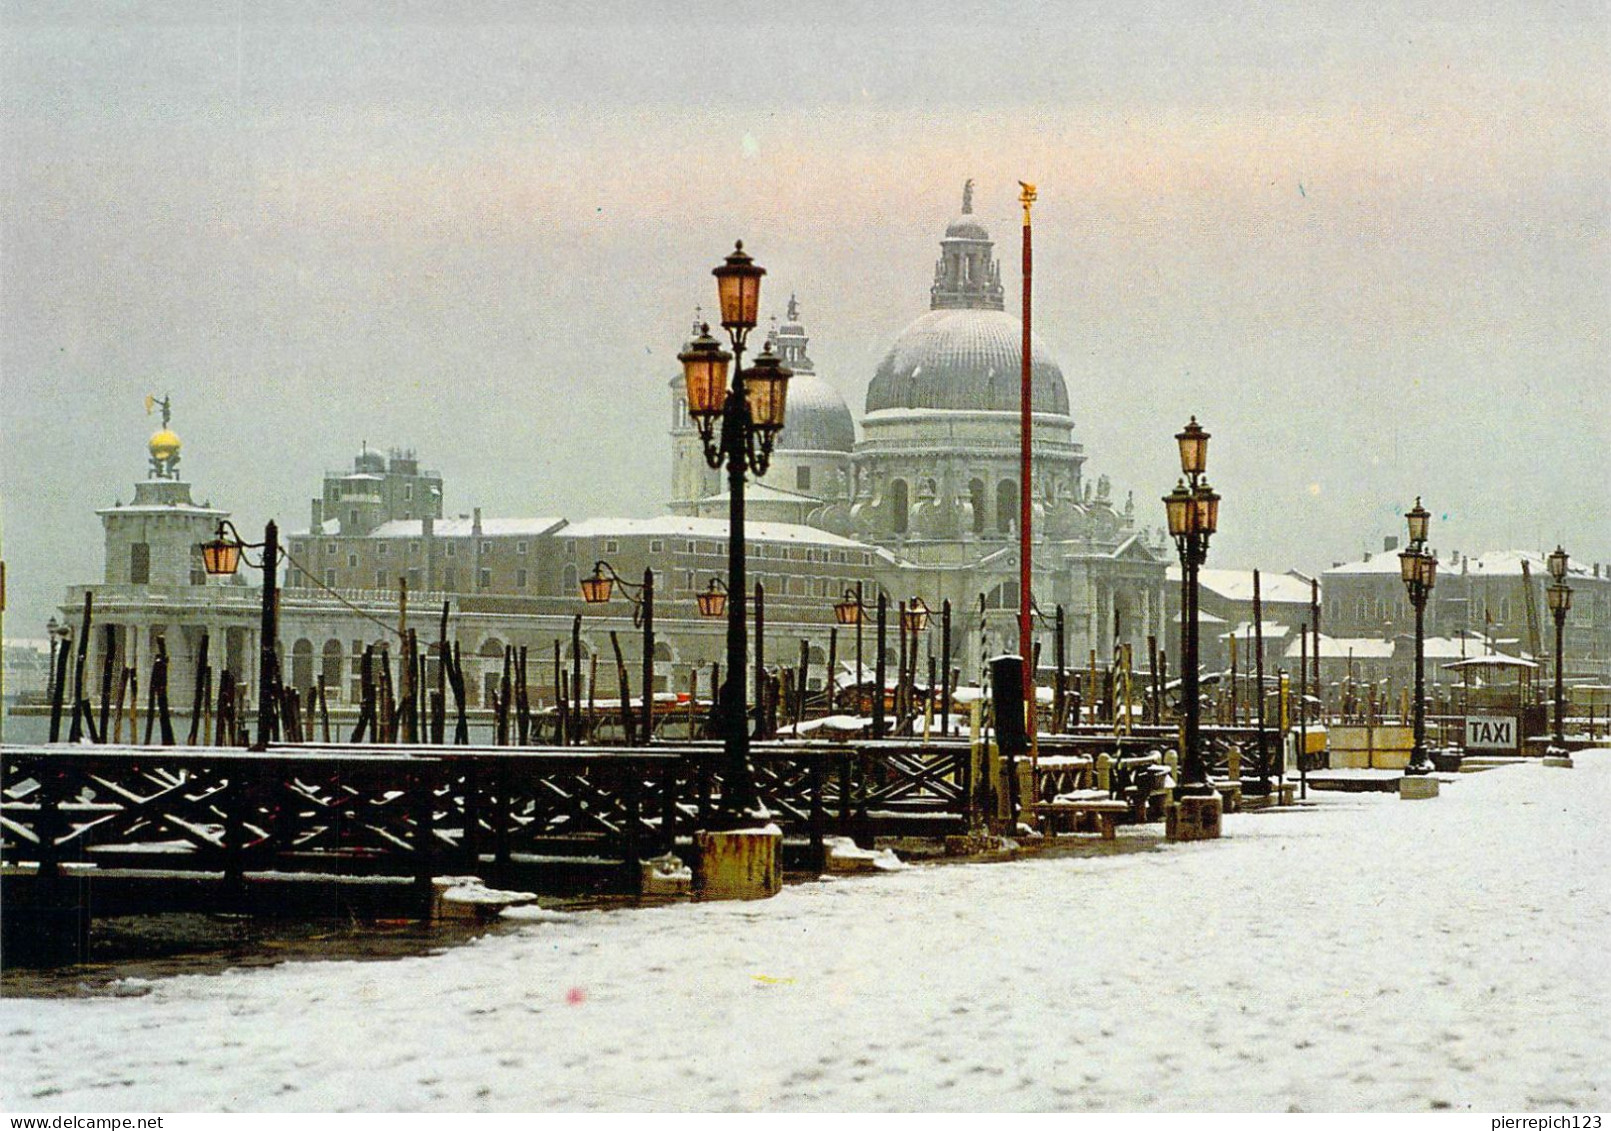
[745,364,792,431]
[713,245,764,330]
[1175,419,1208,476]
[580,574,613,604]
[680,342,731,418]
[1418,554,1437,589]
[202,539,242,576]
[697,589,728,618]
[1548,546,1569,581]
[834,599,861,626]
[1163,488,1191,537]
[1406,502,1430,545]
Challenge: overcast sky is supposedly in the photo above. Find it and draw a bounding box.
[3,2,1607,636]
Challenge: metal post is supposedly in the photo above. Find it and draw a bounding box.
[941,598,952,737]
[873,593,888,739]
[1180,532,1208,791]
[255,520,279,751]
[855,580,865,720]
[641,567,655,744]
[721,341,753,817]
[1299,625,1309,800]
[1553,607,1566,747]
[1311,577,1322,714]
[571,614,582,746]
[1412,591,1427,769]
[1254,569,1269,792]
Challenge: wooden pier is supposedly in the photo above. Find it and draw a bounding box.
[2,722,1294,964]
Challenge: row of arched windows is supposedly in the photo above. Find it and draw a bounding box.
[887,476,1018,536]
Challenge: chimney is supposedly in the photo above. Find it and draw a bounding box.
[311,498,323,532]
[1384,535,1399,552]
[472,507,483,537]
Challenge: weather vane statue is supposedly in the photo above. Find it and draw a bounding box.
[144,393,182,479]
[962,178,974,214]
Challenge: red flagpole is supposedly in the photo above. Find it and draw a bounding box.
[1018,182,1036,679]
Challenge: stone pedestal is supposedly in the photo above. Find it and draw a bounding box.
[640,853,693,897]
[1542,747,1575,769]
[694,827,782,901]
[1398,774,1440,800]
[1166,793,1222,841]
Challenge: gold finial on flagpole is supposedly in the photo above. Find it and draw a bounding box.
[1018,181,1037,225]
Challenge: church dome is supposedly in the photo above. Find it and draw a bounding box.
[777,371,855,453]
[865,308,1070,416]
[762,295,854,453]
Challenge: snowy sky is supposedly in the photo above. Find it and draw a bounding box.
[2,2,1607,633]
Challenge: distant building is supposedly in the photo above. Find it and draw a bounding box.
[1303,544,1611,707]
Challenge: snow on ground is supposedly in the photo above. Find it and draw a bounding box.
[4,753,1609,1112]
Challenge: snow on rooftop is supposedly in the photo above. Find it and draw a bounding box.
[1164,567,1316,603]
[557,515,877,550]
[700,482,822,504]
[364,518,567,539]
[1327,548,1599,579]
[1281,634,1395,659]
[1221,620,1291,639]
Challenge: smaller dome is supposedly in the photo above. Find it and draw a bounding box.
[777,372,855,453]
[944,215,990,241]
[148,429,182,460]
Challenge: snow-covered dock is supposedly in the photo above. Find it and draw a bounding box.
[4,750,1606,1112]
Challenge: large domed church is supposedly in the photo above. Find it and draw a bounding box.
[671,183,1169,666]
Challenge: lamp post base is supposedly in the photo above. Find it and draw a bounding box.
[1399,775,1440,800]
[693,826,782,901]
[1166,793,1223,842]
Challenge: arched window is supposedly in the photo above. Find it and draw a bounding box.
[561,563,579,596]
[890,479,909,534]
[969,478,987,534]
[984,581,1020,610]
[996,480,1018,534]
[291,639,315,692]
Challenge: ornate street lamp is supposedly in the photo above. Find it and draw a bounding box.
[201,518,282,751]
[1546,545,1572,751]
[696,577,729,620]
[902,597,932,636]
[579,560,656,743]
[1163,416,1221,826]
[680,243,792,822]
[1397,499,1437,776]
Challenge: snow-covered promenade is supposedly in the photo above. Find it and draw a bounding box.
[5,752,1608,1112]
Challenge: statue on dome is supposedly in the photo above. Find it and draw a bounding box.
[962,178,974,215]
[144,393,182,479]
